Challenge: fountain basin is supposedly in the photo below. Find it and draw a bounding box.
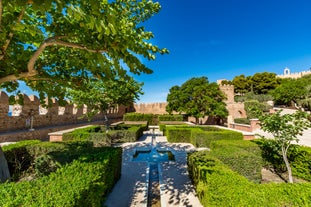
[132,148,175,162]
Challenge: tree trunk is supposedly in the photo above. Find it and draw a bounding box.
[282,145,293,183]
[0,146,10,183]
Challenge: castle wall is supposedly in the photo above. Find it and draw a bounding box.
[133,102,168,114]
[0,91,125,133]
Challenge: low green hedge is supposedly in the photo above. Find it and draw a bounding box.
[63,124,147,144]
[165,126,243,148]
[0,147,122,206]
[158,114,184,122]
[234,118,251,125]
[123,113,157,125]
[188,151,311,206]
[209,140,263,183]
[166,127,192,143]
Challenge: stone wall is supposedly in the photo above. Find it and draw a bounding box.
[219,84,246,120]
[0,91,127,133]
[133,102,168,114]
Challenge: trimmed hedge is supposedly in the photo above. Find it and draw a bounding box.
[188,151,311,206]
[123,113,157,125]
[0,147,122,206]
[158,114,184,122]
[209,140,263,183]
[63,124,147,144]
[234,118,250,125]
[164,126,243,147]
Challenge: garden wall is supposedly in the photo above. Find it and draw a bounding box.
[0,91,127,133]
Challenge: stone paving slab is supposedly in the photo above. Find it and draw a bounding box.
[159,161,203,207]
[104,161,149,207]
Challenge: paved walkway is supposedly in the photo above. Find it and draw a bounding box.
[103,128,203,207]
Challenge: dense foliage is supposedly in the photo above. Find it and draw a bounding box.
[271,75,311,110]
[0,0,168,103]
[188,150,311,207]
[1,141,122,206]
[63,124,147,144]
[123,112,157,125]
[258,110,311,183]
[164,125,243,147]
[230,72,280,95]
[166,77,228,124]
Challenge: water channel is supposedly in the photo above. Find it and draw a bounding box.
[132,127,175,207]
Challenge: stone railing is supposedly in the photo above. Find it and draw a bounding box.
[228,119,260,132]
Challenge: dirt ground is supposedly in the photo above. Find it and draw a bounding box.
[261,168,307,183]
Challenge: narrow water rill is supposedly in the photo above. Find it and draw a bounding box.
[132,127,175,207]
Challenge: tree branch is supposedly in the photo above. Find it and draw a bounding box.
[0,7,25,60]
[0,36,107,84]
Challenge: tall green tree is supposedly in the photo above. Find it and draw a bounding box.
[258,110,311,183]
[271,78,306,107]
[232,74,250,94]
[166,77,228,124]
[251,72,280,94]
[0,0,168,183]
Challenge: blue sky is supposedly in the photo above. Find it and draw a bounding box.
[134,0,311,103]
[12,0,311,103]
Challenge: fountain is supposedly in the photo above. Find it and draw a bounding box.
[132,126,175,207]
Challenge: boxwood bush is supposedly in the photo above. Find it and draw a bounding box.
[158,114,184,122]
[188,150,311,206]
[1,142,122,206]
[63,124,147,145]
[164,125,243,148]
[123,113,157,125]
[209,140,263,183]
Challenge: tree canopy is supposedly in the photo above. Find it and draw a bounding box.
[67,76,143,119]
[231,72,280,95]
[166,77,228,124]
[0,0,168,102]
[271,75,311,110]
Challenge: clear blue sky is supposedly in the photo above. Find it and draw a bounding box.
[134,0,311,103]
[14,0,311,103]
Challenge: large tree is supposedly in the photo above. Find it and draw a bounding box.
[0,0,168,183]
[166,77,228,124]
[272,75,311,110]
[0,0,168,101]
[250,72,280,94]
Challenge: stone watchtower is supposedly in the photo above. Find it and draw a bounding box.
[218,84,235,103]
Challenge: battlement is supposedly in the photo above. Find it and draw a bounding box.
[0,91,126,133]
[277,67,311,79]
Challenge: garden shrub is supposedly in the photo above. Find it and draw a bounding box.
[158,114,184,122]
[63,124,147,144]
[255,139,311,181]
[0,147,122,207]
[188,150,311,207]
[123,113,157,125]
[164,125,243,147]
[234,118,250,125]
[3,140,95,180]
[209,140,263,183]
[166,127,192,143]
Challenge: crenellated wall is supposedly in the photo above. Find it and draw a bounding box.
[0,91,127,133]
